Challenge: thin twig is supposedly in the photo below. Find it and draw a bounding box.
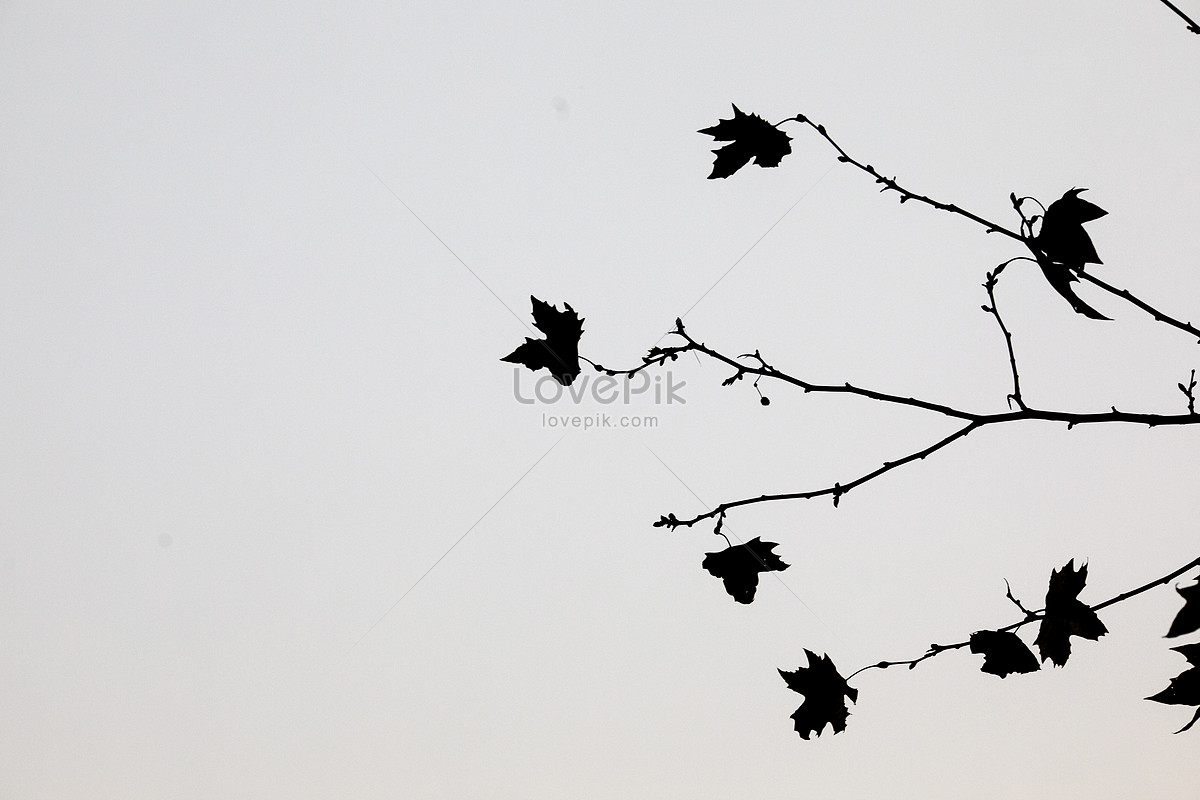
[1180,369,1197,415]
[782,115,1025,242]
[1004,578,1037,618]
[984,261,1028,410]
[674,321,980,422]
[659,422,981,528]
[655,403,1200,527]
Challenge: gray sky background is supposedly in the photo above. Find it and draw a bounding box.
[2,1,1199,797]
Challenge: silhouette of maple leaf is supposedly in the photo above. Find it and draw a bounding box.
[1166,580,1200,638]
[778,650,858,739]
[501,296,584,386]
[701,537,789,604]
[1146,643,1200,733]
[969,630,1041,678]
[1033,559,1108,667]
[698,105,792,179]
[1032,188,1110,320]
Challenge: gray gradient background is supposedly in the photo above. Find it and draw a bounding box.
[2,1,1199,797]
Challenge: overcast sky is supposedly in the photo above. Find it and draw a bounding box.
[2,1,1200,797]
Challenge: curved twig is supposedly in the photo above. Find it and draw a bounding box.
[781,115,1025,242]
[984,261,1029,410]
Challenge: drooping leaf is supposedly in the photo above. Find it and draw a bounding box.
[698,105,792,179]
[1146,643,1200,733]
[1032,189,1110,320]
[1034,559,1108,667]
[1166,579,1200,638]
[1035,259,1110,320]
[701,537,789,604]
[501,296,584,386]
[779,650,858,739]
[969,630,1041,678]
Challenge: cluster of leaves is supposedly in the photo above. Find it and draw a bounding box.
[700,105,1114,322]
[707,105,1200,736]
[965,560,1107,678]
[500,101,1200,739]
[502,305,1200,738]
[1150,580,1200,732]
[772,562,1200,739]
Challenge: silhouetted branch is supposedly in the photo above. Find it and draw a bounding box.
[627,109,1200,528]
[983,260,1029,410]
[1156,0,1200,34]
[780,114,1025,241]
[674,320,979,421]
[616,315,1200,529]
[657,422,981,528]
[779,113,1200,343]
[847,556,1200,680]
[1005,578,1037,618]
[585,335,691,378]
[1091,556,1200,613]
[1076,270,1200,343]
[1179,369,1197,415]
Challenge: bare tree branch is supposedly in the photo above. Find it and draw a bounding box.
[1077,270,1200,343]
[848,556,1200,679]
[778,114,1025,241]
[983,260,1029,410]
[615,314,1200,529]
[1155,0,1200,34]
[777,112,1200,344]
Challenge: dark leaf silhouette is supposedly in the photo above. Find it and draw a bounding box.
[779,650,858,739]
[501,296,584,385]
[969,630,1041,678]
[701,537,789,604]
[1034,559,1108,667]
[1033,189,1110,320]
[1035,260,1110,320]
[1146,643,1200,733]
[699,105,792,179]
[1166,580,1200,638]
[1038,188,1107,264]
